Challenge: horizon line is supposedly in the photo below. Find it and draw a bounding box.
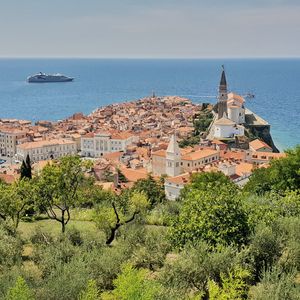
[0,56,300,60]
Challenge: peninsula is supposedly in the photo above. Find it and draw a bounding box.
[0,68,285,197]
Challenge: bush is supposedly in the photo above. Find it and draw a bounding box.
[0,223,22,269]
[6,276,34,300]
[248,267,300,300]
[66,227,83,246]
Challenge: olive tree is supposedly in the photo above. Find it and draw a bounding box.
[35,156,89,233]
[0,179,34,228]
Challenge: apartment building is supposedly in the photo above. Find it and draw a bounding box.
[0,127,28,157]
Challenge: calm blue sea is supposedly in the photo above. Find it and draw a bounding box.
[0,58,299,150]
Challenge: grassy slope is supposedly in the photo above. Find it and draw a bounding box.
[18,208,97,240]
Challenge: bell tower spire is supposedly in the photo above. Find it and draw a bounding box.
[166,133,181,177]
[218,65,228,119]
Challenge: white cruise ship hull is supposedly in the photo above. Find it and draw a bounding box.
[27,73,74,83]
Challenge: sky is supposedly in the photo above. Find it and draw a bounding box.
[0,0,299,58]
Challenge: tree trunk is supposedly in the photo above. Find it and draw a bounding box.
[106,223,121,245]
[61,209,65,233]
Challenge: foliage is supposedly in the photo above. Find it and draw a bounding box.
[35,156,88,233]
[6,276,34,300]
[117,168,128,183]
[244,217,300,281]
[193,111,214,135]
[0,148,299,300]
[0,223,22,269]
[146,201,181,226]
[93,191,149,244]
[243,191,300,228]
[178,135,200,148]
[170,181,249,248]
[0,179,35,227]
[178,108,214,148]
[245,145,300,194]
[132,174,165,207]
[159,242,237,297]
[179,171,235,199]
[208,267,251,300]
[248,267,300,300]
[101,263,161,300]
[130,227,171,271]
[79,280,99,300]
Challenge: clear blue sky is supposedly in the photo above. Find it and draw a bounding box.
[0,0,299,58]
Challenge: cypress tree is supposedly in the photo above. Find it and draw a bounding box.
[25,154,32,179]
[20,154,32,180]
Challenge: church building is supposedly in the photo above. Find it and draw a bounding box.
[213,67,245,139]
[151,134,219,177]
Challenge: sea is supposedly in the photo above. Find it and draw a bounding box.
[0,58,299,151]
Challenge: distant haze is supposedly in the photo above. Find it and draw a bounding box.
[0,0,300,58]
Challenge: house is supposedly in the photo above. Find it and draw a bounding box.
[249,139,273,152]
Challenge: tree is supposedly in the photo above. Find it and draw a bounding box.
[6,276,34,300]
[117,168,128,183]
[79,280,99,300]
[0,179,34,228]
[132,174,165,207]
[245,145,300,194]
[242,191,300,228]
[35,156,88,233]
[101,263,161,300]
[170,182,249,248]
[248,267,300,300]
[181,171,235,197]
[159,242,236,297]
[20,154,32,180]
[94,191,149,245]
[0,223,22,268]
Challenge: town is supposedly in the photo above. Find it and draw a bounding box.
[0,68,285,199]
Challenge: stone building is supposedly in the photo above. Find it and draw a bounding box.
[0,127,28,157]
[16,139,77,162]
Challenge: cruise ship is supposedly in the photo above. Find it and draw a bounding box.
[27,72,74,83]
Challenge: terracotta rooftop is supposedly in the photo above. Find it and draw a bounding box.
[119,166,148,182]
[18,139,75,150]
[166,172,191,185]
[181,149,219,161]
[249,139,272,151]
[227,92,245,103]
[235,162,253,176]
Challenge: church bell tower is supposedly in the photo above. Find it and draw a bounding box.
[218,65,228,119]
[166,134,181,177]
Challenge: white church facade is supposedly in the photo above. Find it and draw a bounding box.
[151,134,219,177]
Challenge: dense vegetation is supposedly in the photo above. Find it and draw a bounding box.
[0,146,299,299]
[179,105,214,148]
